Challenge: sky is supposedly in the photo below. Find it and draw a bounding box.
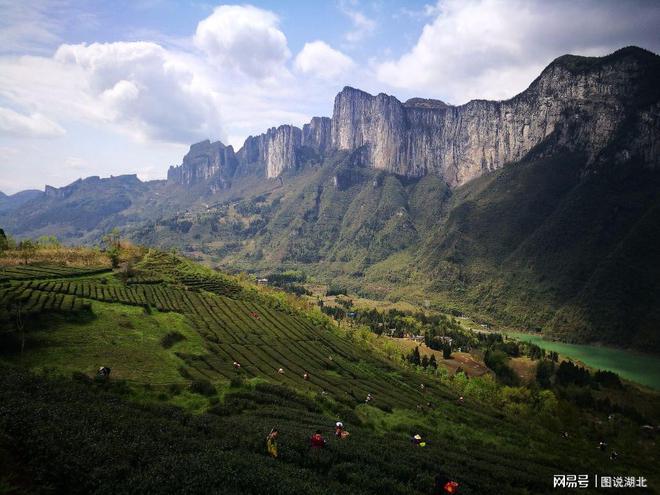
[0,0,659,194]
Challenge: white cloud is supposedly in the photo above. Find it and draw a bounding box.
[0,0,101,55]
[377,0,660,104]
[3,0,657,194]
[53,41,223,143]
[340,1,376,43]
[0,106,65,137]
[193,5,290,79]
[0,0,62,54]
[294,41,354,80]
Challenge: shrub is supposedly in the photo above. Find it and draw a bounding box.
[229,376,244,388]
[160,331,186,349]
[189,379,216,396]
[535,360,555,388]
[484,350,518,386]
[594,370,622,389]
[442,344,452,359]
[326,284,348,296]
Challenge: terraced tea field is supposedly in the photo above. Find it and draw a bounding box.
[3,250,659,495]
[0,264,110,281]
[0,253,438,410]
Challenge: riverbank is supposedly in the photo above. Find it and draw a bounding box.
[504,331,660,391]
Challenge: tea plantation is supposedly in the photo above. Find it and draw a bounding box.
[0,250,657,494]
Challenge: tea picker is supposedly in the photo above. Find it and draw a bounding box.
[266,428,279,459]
[97,366,111,380]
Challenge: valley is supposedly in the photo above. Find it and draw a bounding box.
[1,43,660,494]
[1,244,659,494]
[2,47,658,353]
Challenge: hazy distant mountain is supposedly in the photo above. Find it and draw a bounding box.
[0,189,43,214]
[2,46,659,351]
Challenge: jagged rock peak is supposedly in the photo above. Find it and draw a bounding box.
[169,47,659,188]
[331,46,659,186]
[302,117,332,154]
[167,139,237,188]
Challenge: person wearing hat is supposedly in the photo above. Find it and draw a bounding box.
[412,434,427,447]
[334,421,349,439]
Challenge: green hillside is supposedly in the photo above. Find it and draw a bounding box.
[416,153,660,351]
[0,47,658,353]
[2,249,659,494]
[119,148,660,352]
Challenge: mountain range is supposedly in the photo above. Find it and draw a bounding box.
[2,46,659,351]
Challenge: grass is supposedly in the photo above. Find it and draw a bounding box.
[1,248,659,494]
[3,363,656,495]
[0,245,111,268]
[7,302,206,384]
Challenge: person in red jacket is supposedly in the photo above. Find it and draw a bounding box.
[310,430,326,449]
[434,473,460,494]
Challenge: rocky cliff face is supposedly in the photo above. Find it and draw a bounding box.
[177,118,331,185]
[236,125,302,178]
[167,140,237,189]
[168,47,658,188]
[331,46,659,186]
[302,117,332,154]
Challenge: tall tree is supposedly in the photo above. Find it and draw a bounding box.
[411,346,421,366]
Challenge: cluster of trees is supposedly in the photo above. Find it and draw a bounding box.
[484,349,519,386]
[405,346,438,370]
[320,305,347,320]
[476,333,558,362]
[265,271,310,296]
[535,359,626,419]
[234,194,271,216]
[478,335,558,386]
[353,307,465,341]
[536,360,623,390]
[326,284,348,296]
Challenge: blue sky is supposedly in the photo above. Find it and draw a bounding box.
[1,0,659,193]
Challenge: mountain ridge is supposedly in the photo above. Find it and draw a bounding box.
[12,46,657,201]
[1,46,659,352]
[165,45,659,189]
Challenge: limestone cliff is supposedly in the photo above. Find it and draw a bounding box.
[331,46,659,186]
[167,140,237,189]
[168,47,658,188]
[302,117,332,154]
[236,125,302,178]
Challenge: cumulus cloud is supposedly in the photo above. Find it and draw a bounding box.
[54,41,223,143]
[0,106,65,137]
[294,41,354,80]
[194,5,290,79]
[377,0,660,104]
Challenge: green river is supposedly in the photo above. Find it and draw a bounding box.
[504,332,660,391]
